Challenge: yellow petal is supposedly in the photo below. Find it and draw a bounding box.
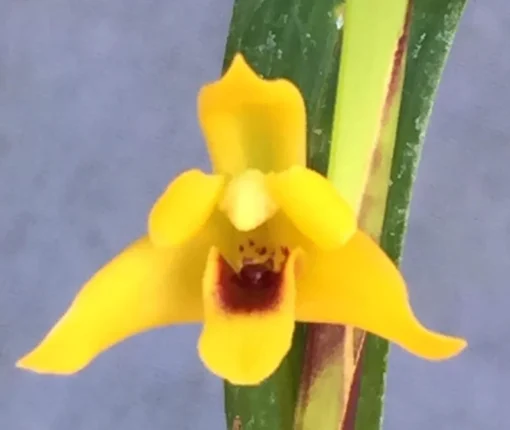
[296,231,467,360]
[17,233,211,375]
[267,166,357,249]
[198,54,306,175]
[198,247,299,385]
[149,169,225,247]
[219,169,278,232]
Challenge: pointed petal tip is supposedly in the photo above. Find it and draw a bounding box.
[400,330,467,362]
[423,335,467,361]
[15,347,84,375]
[15,356,30,371]
[224,53,264,85]
[229,53,250,71]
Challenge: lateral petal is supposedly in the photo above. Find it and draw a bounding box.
[17,233,211,374]
[267,166,357,249]
[296,231,466,360]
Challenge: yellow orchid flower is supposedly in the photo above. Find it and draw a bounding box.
[17,54,466,386]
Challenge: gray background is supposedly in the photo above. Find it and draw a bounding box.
[0,1,506,429]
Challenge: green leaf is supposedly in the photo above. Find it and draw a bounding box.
[354,2,468,429]
[222,1,344,429]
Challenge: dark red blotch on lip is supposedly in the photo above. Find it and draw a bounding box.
[217,256,283,313]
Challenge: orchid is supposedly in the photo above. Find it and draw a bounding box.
[17,54,466,386]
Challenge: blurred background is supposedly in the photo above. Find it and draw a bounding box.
[0,1,506,429]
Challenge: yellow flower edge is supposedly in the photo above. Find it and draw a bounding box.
[17,54,467,385]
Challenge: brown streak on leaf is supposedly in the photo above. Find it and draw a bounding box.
[353,329,366,362]
[383,1,412,126]
[298,324,346,408]
[341,342,365,430]
[357,193,374,234]
[338,328,366,428]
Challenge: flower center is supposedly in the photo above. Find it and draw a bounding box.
[219,169,278,232]
[238,263,277,289]
[217,239,289,313]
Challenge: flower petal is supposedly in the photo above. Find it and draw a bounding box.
[198,247,299,385]
[198,54,306,175]
[267,166,357,249]
[17,234,211,375]
[296,231,467,360]
[149,169,225,247]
